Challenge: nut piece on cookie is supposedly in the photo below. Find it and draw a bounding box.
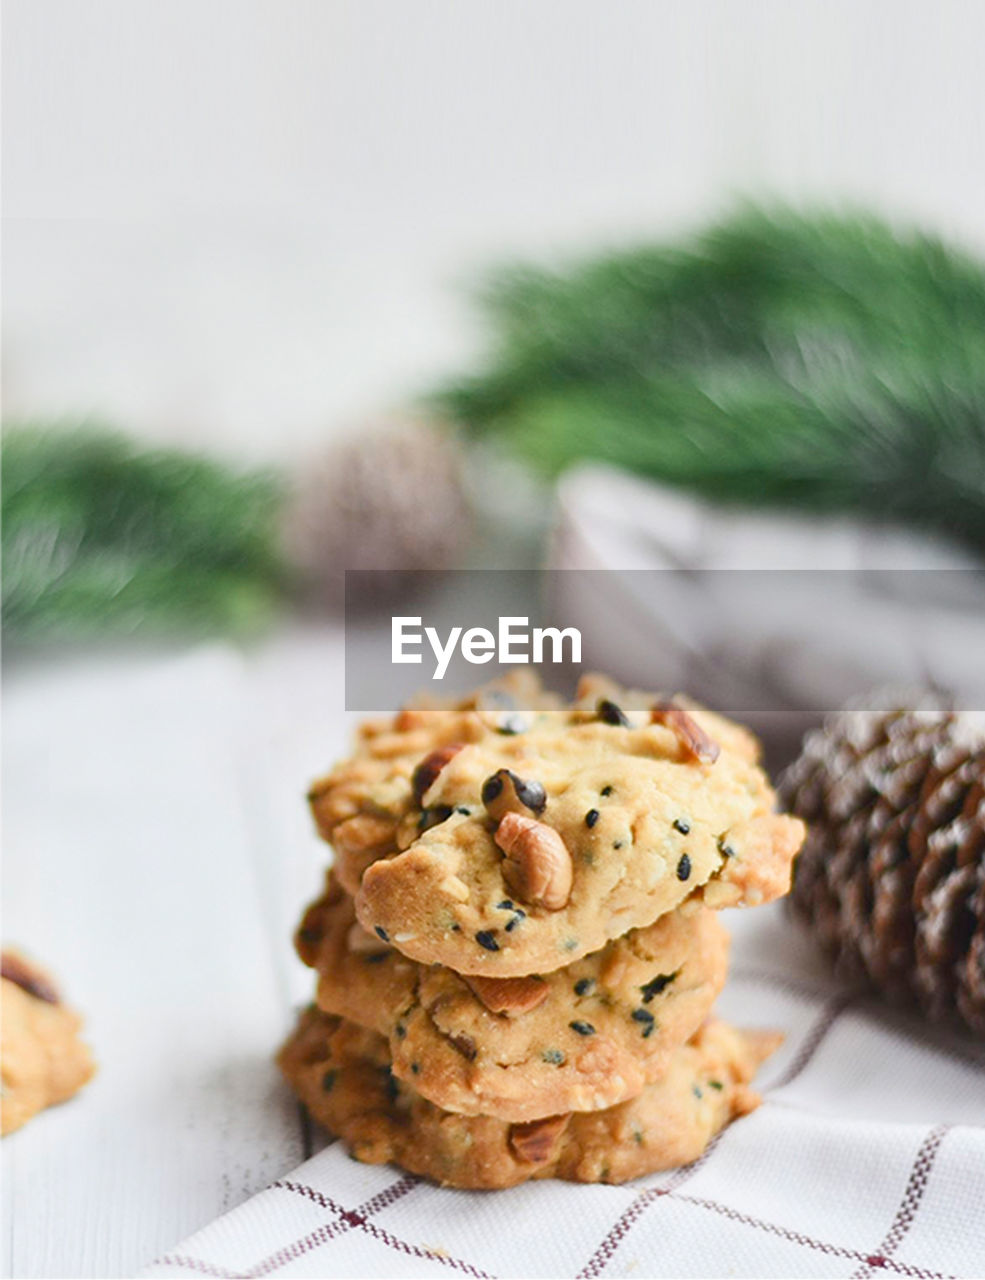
[651,701,721,764]
[1,950,95,1136]
[412,745,466,804]
[463,974,550,1016]
[495,813,573,911]
[509,1113,572,1164]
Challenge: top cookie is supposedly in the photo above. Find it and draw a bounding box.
[309,673,805,976]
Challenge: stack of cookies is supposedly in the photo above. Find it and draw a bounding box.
[280,674,805,1188]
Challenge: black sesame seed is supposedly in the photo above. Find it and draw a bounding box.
[585,808,600,829]
[514,776,547,813]
[382,1067,400,1103]
[574,978,595,996]
[364,952,388,964]
[450,923,462,932]
[504,912,524,932]
[374,926,389,942]
[395,1023,407,1039]
[673,818,691,835]
[418,804,453,831]
[632,1008,655,1024]
[640,971,678,1003]
[456,806,471,816]
[476,930,500,951]
[483,770,546,813]
[497,714,529,735]
[597,698,630,727]
[677,854,692,881]
[717,836,736,858]
[642,1022,655,1038]
[321,1069,337,1092]
[613,840,626,850]
[542,1048,565,1065]
[600,785,614,797]
[411,1062,420,1075]
[497,899,514,910]
[569,1020,596,1036]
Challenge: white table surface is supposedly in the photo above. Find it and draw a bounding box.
[4,624,983,1279]
[2,626,358,1279]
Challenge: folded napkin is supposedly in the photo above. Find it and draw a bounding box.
[143,905,985,1280]
[548,465,985,730]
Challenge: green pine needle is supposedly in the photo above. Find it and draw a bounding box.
[435,207,985,551]
[2,425,286,642]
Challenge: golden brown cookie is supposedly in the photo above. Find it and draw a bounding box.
[296,873,729,1121]
[278,1007,779,1189]
[1,951,95,1136]
[310,673,804,976]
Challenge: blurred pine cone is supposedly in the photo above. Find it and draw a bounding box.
[781,693,985,1036]
[284,421,471,607]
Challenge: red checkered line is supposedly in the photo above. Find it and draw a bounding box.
[852,1127,950,1280]
[154,1175,419,1279]
[577,1129,725,1278]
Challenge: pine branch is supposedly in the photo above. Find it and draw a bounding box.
[433,208,985,551]
[2,425,286,641]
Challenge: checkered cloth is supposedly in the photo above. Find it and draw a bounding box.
[143,904,985,1279]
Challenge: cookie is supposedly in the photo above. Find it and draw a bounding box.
[1,950,95,1136]
[278,1007,779,1189]
[320,674,804,975]
[296,873,729,1121]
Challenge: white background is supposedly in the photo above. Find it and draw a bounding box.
[5,0,985,460]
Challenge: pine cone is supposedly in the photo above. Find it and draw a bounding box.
[781,693,985,1036]
[283,421,471,607]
